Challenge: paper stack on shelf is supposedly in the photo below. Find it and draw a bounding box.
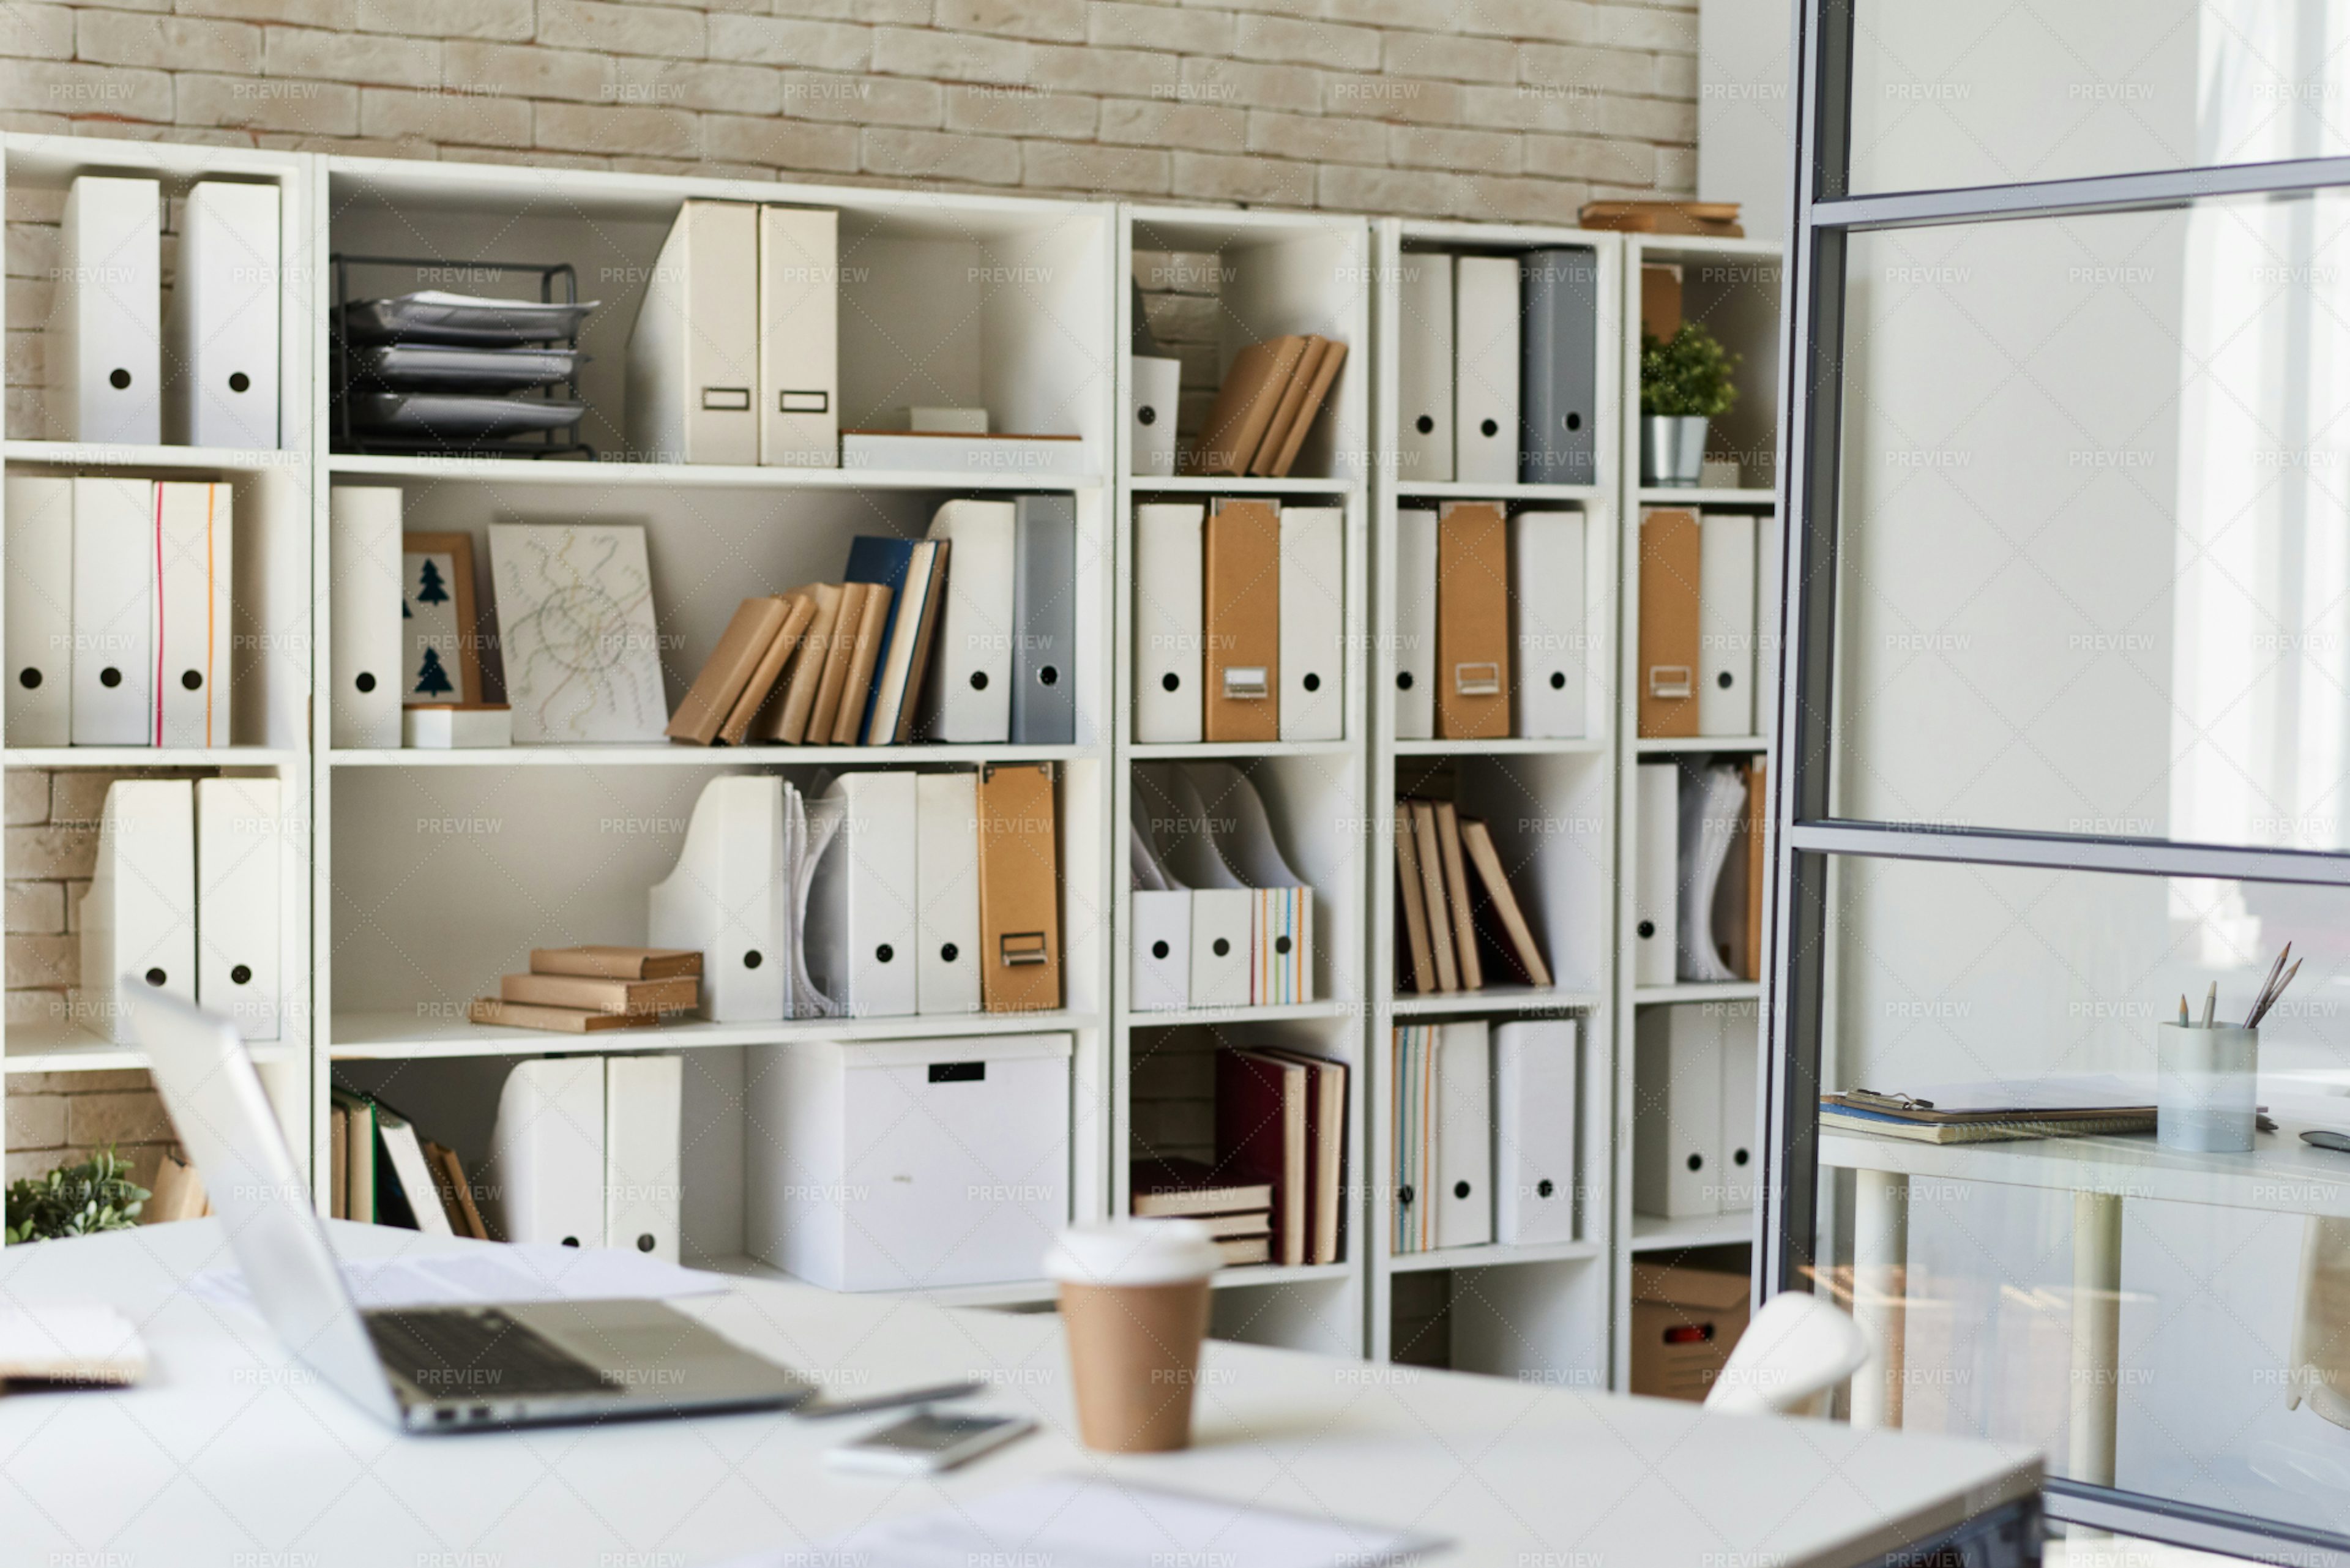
[1214,1047,1348,1267]
[338,289,596,446]
[1392,796,1551,997]
[1184,335,1348,477]
[1132,764,1315,1009]
[1818,1077,2158,1146]
[469,946,702,1034]
[1129,1157,1275,1266]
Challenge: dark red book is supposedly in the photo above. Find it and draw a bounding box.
[1214,1048,1307,1267]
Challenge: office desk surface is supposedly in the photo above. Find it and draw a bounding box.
[0,1222,2039,1567]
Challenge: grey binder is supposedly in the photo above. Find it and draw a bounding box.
[1519,247,1598,485]
[1010,493,1077,745]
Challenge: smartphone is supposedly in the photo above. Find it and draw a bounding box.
[825,1411,1035,1475]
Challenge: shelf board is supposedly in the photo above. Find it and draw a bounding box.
[327,452,1103,491]
[6,1021,300,1075]
[1386,1238,1603,1274]
[327,742,1095,769]
[1632,736,1769,754]
[1393,736,1606,757]
[4,440,305,474]
[1123,1000,1352,1029]
[1125,474,1355,495]
[1211,1260,1356,1290]
[1627,1211,1756,1253]
[1393,479,1600,503]
[330,1007,1102,1061]
[1632,982,1762,1004]
[4,747,303,769]
[1391,986,1603,1017]
[1635,487,1777,506]
[1127,740,1354,761]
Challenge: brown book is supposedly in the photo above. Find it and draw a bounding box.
[1433,799,1482,991]
[886,541,953,744]
[415,1138,469,1236]
[1129,1155,1274,1218]
[1434,500,1510,739]
[1392,800,1436,995]
[1214,1048,1308,1267]
[759,581,843,743]
[1638,509,1701,737]
[1247,335,1326,476]
[1203,498,1280,742]
[1266,339,1346,479]
[1409,800,1458,993]
[829,580,893,744]
[1710,758,1768,981]
[1582,200,1744,237]
[1460,817,1553,988]
[421,1140,490,1240]
[1188,335,1309,476]
[805,581,870,744]
[146,1148,208,1224]
[529,946,703,981]
[667,596,791,745]
[1201,1212,1272,1241]
[500,972,696,1017]
[329,1103,348,1221]
[717,593,815,746]
[1217,1236,1271,1266]
[1253,1047,1347,1266]
[975,762,1061,1012]
[1641,263,1684,343]
[469,996,657,1034]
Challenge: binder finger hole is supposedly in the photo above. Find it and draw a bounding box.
[742,949,763,969]
[182,670,203,690]
[1151,940,1169,959]
[144,968,165,986]
[1212,937,1230,957]
[1162,672,1179,692]
[355,672,376,693]
[230,965,252,985]
[110,368,131,390]
[229,371,251,394]
[1039,665,1058,686]
[1302,673,1320,692]
[100,667,122,689]
[18,669,38,689]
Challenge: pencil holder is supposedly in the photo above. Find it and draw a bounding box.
[2156,1023,2258,1152]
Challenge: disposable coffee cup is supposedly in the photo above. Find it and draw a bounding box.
[1043,1219,1222,1452]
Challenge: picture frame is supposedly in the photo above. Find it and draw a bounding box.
[401,531,484,707]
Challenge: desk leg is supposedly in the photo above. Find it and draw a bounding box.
[1852,1169,1908,1428]
[2070,1191,2123,1487]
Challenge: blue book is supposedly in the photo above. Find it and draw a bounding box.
[842,536,917,744]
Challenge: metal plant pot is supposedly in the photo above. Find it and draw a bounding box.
[1641,415,1709,487]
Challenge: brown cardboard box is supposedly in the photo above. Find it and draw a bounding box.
[1628,1260,1751,1402]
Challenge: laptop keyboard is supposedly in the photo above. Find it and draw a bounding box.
[366,1307,615,1399]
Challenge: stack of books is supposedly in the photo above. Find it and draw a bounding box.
[1393,797,1551,996]
[469,946,702,1035]
[1214,1047,1349,1268]
[1577,200,1744,237]
[1130,1157,1275,1266]
[1186,335,1348,477]
[329,1089,490,1238]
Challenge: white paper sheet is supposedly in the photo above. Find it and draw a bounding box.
[187,1243,727,1312]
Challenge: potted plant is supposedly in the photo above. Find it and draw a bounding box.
[1640,323,1740,487]
[4,1146,149,1244]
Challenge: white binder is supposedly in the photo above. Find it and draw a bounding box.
[758,204,839,468]
[1718,1001,1760,1212]
[605,1054,683,1261]
[1127,811,1192,1014]
[155,482,231,749]
[1396,252,1453,483]
[54,176,160,444]
[1494,1020,1578,1245]
[647,775,788,1022]
[70,476,155,747]
[1187,763,1313,1006]
[1134,502,1205,744]
[195,776,279,1041]
[1453,255,1520,485]
[1393,507,1438,741]
[1132,355,1181,478]
[1633,1004,1724,1219]
[1756,515,1783,745]
[1698,512,1758,736]
[808,771,919,1018]
[79,780,195,1043]
[489,1057,605,1247]
[1278,506,1344,742]
[1432,1020,1493,1250]
[327,487,401,750]
[1139,764,1250,1008]
[625,200,759,465]
[1634,762,1679,987]
[920,499,1017,742]
[165,181,278,450]
[1512,508,1586,739]
[5,475,72,747]
[914,771,983,1016]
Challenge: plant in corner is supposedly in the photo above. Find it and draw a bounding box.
[4,1146,150,1244]
[1639,323,1741,487]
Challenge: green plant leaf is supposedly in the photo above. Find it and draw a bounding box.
[1641,323,1742,419]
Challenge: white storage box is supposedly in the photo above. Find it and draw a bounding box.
[747,1032,1070,1291]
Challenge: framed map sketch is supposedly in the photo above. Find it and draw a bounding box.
[401,532,483,706]
[487,523,666,743]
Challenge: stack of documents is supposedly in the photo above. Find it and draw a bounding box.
[1392,795,1551,996]
[1819,1077,2160,1144]
[1391,502,1587,742]
[1130,1157,1274,1265]
[340,289,594,445]
[1130,764,1313,1010]
[1185,334,1348,477]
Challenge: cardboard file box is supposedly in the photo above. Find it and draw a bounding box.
[1628,1260,1751,1403]
[747,1032,1070,1291]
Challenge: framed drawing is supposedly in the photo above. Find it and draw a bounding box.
[402,532,483,707]
[487,523,667,743]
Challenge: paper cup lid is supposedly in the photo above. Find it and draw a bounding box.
[1043,1219,1222,1286]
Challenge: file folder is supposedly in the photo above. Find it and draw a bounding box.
[1278,505,1343,742]
[5,475,72,747]
[1494,1020,1578,1245]
[1432,1020,1493,1250]
[1718,1001,1760,1212]
[1203,498,1280,743]
[1633,762,1678,987]
[1393,507,1437,741]
[70,477,155,747]
[920,499,1016,743]
[80,780,195,1043]
[1511,507,1586,739]
[490,1057,605,1247]
[625,200,759,465]
[1010,493,1077,745]
[975,763,1061,1013]
[916,771,983,1016]
[328,486,403,750]
[166,181,279,450]
[1188,763,1313,1006]
[155,482,232,749]
[195,776,279,1041]
[758,204,839,468]
[1638,508,1701,737]
[1518,247,1598,485]
[54,177,160,444]
[1141,764,1250,1008]
[1453,255,1520,485]
[1133,502,1205,744]
[1634,1004,1723,1219]
[1434,501,1509,740]
[1131,355,1181,478]
[1698,512,1757,736]
[648,775,788,1021]
[809,770,920,1017]
[1127,808,1192,1013]
[605,1054,684,1262]
[789,783,841,1020]
[1395,253,1453,483]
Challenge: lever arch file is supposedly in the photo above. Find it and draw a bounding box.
[1128,808,1192,1013]
[1141,764,1251,1008]
[1134,502,1205,744]
[81,780,196,1043]
[976,763,1061,1013]
[1010,493,1076,745]
[5,476,72,747]
[1393,507,1438,741]
[1638,508,1702,738]
[1511,508,1586,740]
[648,776,789,1021]
[1494,1020,1578,1245]
[1434,500,1509,740]
[916,771,983,1017]
[1278,506,1344,742]
[1633,763,1679,987]
[1453,255,1520,485]
[166,181,280,450]
[71,477,155,747]
[1718,1001,1760,1212]
[1634,1004,1726,1219]
[810,771,920,1018]
[1131,355,1181,478]
[1203,498,1280,743]
[1395,253,1453,483]
[196,776,279,1040]
[1698,512,1757,737]
[490,1058,605,1247]
[1519,247,1598,485]
[1433,1020,1494,1250]
[758,204,839,468]
[626,200,759,465]
[921,499,1017,743]
[155,482,232,749]
[605,1055,684,1262]
[329,486,403,750]
[55,176,160,444]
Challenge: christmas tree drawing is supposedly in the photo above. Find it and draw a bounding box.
[416,558,449,605]
[414,646,454,698]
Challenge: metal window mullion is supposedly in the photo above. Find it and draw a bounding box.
[1787,821,2350,887]
[1813,152,2350,233]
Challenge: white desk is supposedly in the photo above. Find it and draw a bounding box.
[0,1222,2040,1567]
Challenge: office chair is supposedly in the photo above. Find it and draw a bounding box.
[1705,1291,1873,1418]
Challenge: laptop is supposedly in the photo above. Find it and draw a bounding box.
[129,985,816,1432]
